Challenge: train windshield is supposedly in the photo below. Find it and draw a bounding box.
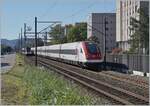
[86,42,100,54]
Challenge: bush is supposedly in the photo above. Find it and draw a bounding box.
[23,66,91,105]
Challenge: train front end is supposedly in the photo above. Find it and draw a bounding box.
[82,41,102,69]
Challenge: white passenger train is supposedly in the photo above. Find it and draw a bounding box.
[22,47,34,56]
[31,41,103,68]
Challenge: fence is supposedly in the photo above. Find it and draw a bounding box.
[106,54,149,73]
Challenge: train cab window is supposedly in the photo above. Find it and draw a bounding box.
[80,48,83,53]
[86,43,99,54]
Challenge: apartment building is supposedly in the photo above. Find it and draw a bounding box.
[87,13,116,53]
[116,0,149,51]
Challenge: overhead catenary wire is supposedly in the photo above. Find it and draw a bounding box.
[24,2,138,38]
[24,0,142,39]
[23,0,140,27]
[23,0,59,35]
[60,0,133,21]
[25,0,132,34]
[36,2,120,38]
[39,0,59,19]
[87,23,105,36]
[37,23,57,35]
[60,1,98,21]
[78,0,143,26]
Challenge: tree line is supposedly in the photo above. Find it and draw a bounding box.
[49,22,87,44]
[1,44,13,55]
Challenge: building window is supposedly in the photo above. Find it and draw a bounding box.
[105,28,109,31]
[105,21,108,24]
[130,1,131,5]
[124,2,126,7]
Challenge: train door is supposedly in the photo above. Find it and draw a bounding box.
[59,44,61,59]
[78,42,85,62]
[75,43,79,62]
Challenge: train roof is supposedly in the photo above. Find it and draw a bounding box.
[31,41,98,49]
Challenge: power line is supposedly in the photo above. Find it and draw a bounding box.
[61,2,97,21]
[23,0,59,30]
[37,23,57,35]
[87,23,104,36]
[39,0,59,19]
[25,0,130,32]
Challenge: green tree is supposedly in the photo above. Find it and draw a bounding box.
[1,44,13,55]
[129,7,149,54]
[67,23,87,42]
[49,23,87,44]
[49,24,66,44]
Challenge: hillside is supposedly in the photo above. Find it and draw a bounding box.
[1,38,44,49]
[1,39,18,48]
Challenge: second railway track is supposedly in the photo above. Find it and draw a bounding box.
[100,71,149,89]
[27,56,149,105]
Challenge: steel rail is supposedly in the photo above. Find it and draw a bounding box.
[38,60,132,105]
[100,71,149,89]
[29,56,149,105]
[38,55,149,89]
[38,59,149,105]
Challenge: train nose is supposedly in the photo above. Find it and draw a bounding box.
[86,53,101,60]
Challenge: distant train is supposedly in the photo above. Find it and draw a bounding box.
[22,47,34,56]
[30,41,103,69]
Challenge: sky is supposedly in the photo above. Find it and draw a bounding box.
[1,0,116,40]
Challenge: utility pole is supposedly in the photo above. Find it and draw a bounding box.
[19,33,21,52]
[45,32,47,46]
[104,17,107,70]
[21,28,22,52]
[35,17,37,66]
[31,18,61,66]
[24,23,26,51]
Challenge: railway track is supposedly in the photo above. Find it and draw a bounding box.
[34,56,149,97]
[100,71,149,89]
[28,56,149,105]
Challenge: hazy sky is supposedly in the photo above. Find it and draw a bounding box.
[1,0,116,40]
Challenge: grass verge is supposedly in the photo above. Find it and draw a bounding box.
[1,54,91,105]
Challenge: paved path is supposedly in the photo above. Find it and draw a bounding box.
[1,54,16,73]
